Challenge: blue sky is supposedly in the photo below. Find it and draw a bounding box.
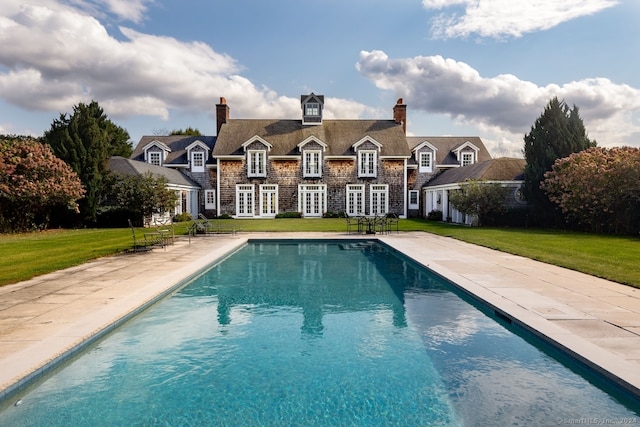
[1,0,639,157]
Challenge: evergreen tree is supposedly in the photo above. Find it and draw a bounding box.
[170,127,202,136]
[43,101,132,224]
[523,97,596,225]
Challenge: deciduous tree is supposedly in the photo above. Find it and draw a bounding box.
[448,180,509,226]
[101,172,178,225]
[0,136,84,231]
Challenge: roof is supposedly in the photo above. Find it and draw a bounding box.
[130,135,216,165]
[406,136,492,166]
[425,157,526,187]
[108,156,201,188]
[212,119,410,157]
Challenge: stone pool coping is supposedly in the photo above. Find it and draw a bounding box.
[0,232,639,401]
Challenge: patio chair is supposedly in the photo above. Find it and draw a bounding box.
[374,215,388,235]
[189,217,211,235]
[128,219,153,252]
[385,213,399,234]
[345,214,361,234]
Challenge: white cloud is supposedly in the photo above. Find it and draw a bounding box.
[423,0,618,39]
[0,1,373,132]
[357,50,640,153]
[102,0,151,23]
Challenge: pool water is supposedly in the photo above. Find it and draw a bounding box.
[1,240,638,426]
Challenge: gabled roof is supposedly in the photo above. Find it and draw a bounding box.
[425,157,526,187]
[212,119,410,158]
[131,135,216,165]
[108,156,201,188]
[406,136,491,166]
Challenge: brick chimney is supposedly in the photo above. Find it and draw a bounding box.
[216,97,230,135]
[393,98,407,135]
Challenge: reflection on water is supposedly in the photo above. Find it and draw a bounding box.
[0,240,638,426]
[191,241,419,335]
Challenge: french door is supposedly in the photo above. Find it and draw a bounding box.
[298,184,326,217]
[236,184,255,217]
[260,184,278,217]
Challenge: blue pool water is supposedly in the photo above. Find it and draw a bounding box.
[1,240,639,426]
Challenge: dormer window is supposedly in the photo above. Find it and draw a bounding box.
[248,150,267,177]
[143,140,171,166]
[301,93,324,125]
[241,136,272,178]
[148,151,162,166]
[353,136,382,178]
[191,151,205,172]
[358,150,377,177]
[461,152,474,166]
[185,140,210,173]
[305,103,320,116]
[419,152,433,173]
[453,141,479,167]
[298,136,327,178]
[304,150,322,177]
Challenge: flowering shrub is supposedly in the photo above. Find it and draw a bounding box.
[0,137,85,231]
[542,147,640,234]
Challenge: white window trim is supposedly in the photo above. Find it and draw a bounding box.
[204,189,216,210]
[303,150,322,177]
[247,150,267,177]
[461,152,475,166]
[259,184,278,217]
[419,152,433,173]
[346,184,365,216]
[358,150,377,177]
[148,151,162,166]
[298,184,326,217]
[305,103,319,116]
[408,190,419,209]
[370,184,388,216]
[191,151,205,172]
[236,184,255,217]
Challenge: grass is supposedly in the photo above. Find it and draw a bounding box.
[0,218,638,288]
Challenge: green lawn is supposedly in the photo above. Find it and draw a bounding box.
[1,219,638,288]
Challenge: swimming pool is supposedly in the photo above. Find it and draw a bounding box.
[0,240,638,425]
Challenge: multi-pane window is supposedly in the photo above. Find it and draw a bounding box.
[236,184,255,217]
[191,151,205,172]
[303,150,322,177]
[305,103,319,116]
[248,150,266,177]
[461,152,474,166]
[260,184,278,217]
[370,184,388,215]
[204,189,216,210]
[298,184,326,217]
[358,150,377,177]
[346,184,365,216]
[419,152,433,173]
[148,151,161,166]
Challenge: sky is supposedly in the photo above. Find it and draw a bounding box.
[1,0,639,157]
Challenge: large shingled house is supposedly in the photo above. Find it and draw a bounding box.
[128,93,498,219]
